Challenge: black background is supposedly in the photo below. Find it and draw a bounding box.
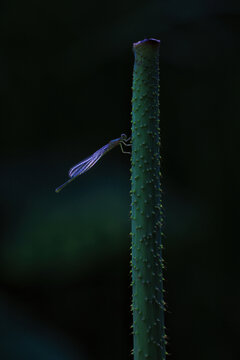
[0,1,239,359]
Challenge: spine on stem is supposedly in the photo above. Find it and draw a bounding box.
[130,38,166,360]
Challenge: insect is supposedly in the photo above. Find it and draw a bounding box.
[55,134,131,193]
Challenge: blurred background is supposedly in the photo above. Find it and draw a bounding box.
[0,0,239,359]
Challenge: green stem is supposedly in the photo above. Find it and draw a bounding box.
[131,39,166,360]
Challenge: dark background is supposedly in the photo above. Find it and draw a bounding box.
[0,1,239,359]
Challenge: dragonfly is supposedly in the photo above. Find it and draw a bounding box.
[55,134,131,193]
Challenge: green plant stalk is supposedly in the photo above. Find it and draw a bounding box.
[131,39,166,360]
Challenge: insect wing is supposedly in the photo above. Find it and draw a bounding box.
[68,144,109,178]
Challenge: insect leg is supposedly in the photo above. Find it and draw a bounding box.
[120,142,131,154]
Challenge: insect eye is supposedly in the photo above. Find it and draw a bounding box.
[121,133,127,140]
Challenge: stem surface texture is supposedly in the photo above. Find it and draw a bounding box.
[131,38,166,360]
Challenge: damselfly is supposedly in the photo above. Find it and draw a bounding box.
[55,134,131,193]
